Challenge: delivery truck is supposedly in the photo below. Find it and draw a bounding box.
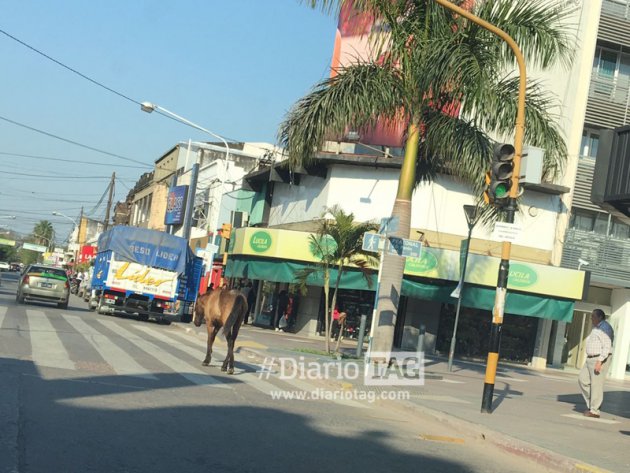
[88,226,203,323]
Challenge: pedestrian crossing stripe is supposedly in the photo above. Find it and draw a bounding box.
[26,310,76,371]
[62,314,157,380]
[95,318,229,389]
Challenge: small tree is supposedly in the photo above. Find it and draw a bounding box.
[32,220,55,251]
[295,206,378,353]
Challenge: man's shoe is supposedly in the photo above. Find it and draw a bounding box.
[584,411,600,418]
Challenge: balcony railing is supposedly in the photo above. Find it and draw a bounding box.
[562,227,630,286]
[588,72,630,105]
[603,0,630,21]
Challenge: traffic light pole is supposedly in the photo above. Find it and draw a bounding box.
[434,0,526,414]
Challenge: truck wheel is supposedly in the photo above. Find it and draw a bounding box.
[96,297,105,315]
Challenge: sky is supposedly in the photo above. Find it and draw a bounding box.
[0,0,337,241]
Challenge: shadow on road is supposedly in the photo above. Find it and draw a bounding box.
[0,356,484,473]
[557,391,630,419]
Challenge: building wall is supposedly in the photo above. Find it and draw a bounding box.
[271,163,564,261]
[269,174,331,225]
[148,182,168,231]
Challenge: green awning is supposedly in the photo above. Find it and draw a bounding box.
[226,256,574,322]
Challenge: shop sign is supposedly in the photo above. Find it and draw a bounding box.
[405,251,438,274]
[309,234,337,259]
[508,263,538,287]
[164,185,188,225]
[250,231,272,253]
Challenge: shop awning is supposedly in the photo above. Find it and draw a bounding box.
[226,256,574,322]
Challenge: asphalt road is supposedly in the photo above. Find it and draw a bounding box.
[0,272,554,473]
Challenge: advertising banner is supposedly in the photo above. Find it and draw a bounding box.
[164,185,188,225]
[78,245,97,263]
[106,260,179,298]
[0,238,16,247]
[23,242,47,253]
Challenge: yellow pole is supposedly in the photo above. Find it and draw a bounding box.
[434,0,526,413]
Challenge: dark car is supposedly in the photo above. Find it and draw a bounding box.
[16,265,70,309]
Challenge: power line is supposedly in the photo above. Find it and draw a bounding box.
[0,27,141,107]
[0,151,148,169]
[0,114,151,167]
[0,170,113,179]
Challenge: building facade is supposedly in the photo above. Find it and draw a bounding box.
[559,0,630,379]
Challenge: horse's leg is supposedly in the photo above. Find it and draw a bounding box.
[228,314,244,374]
[202,325,219,366]
[221,330,232,373]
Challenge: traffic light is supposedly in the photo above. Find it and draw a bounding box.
[488,143,515,205]
[221,223,232,240]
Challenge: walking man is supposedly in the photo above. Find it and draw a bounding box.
[578,308,614,418]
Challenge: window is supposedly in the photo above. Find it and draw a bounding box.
[611,218,630,239]
[581,130,600,157]
[570,211,594,231]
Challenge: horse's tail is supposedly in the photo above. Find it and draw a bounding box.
[223,293,248,338]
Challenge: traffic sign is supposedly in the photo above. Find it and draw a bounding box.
[379,217,399,235]
[362,232,423,258]
[362,232,384,252]
[387,237,423,258]
[492,222,522,243]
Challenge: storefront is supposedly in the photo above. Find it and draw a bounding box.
[226,227,589,351]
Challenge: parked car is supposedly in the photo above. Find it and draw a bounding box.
[16,264,70,309]
[0,261,10,272]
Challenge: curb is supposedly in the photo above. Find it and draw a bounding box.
[379,395,612,473]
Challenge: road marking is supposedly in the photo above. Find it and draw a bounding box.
[441,379,465,384]
[575,462,613,473]
[26,310,76,371]
[284,338,312,343]
[562,414,620,424]
[417,395,470,404]
[62,314,157,380]
[0,306,6,328]
[495,376,527,383]
[419,434,465,444]
[96,319,228,388]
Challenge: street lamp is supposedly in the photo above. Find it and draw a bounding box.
[140,101,231,240]
[52,211,78,226]
[52,211,80,265]
[447,204,481,372]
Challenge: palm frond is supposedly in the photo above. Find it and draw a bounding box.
[471,0,575,70]
[461,75,567,181]
[278,63,406,168]
[421,111,493,189]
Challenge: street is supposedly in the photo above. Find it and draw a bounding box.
[0,272,552,473]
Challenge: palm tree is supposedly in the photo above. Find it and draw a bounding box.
[279,0,573,354]
[295,205,378,353]
[32,220,55,250]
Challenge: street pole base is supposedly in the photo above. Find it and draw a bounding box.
[481,382,494,413]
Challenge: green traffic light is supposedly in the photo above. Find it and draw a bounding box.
[495,184,509,198]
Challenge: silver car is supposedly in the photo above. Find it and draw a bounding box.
[16,265,70,309]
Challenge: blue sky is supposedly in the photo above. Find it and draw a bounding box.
[0,0,337,238]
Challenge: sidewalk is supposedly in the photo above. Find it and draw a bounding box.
[175,322,630,473]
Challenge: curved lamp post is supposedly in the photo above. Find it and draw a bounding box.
[447,204,481,372]
[140,101,231,240]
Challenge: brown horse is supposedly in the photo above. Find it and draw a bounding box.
[193,289,248,374]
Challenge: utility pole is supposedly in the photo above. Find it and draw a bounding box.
[434,0,526,414]
[75,206,84,268]
[103,172,115,231]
